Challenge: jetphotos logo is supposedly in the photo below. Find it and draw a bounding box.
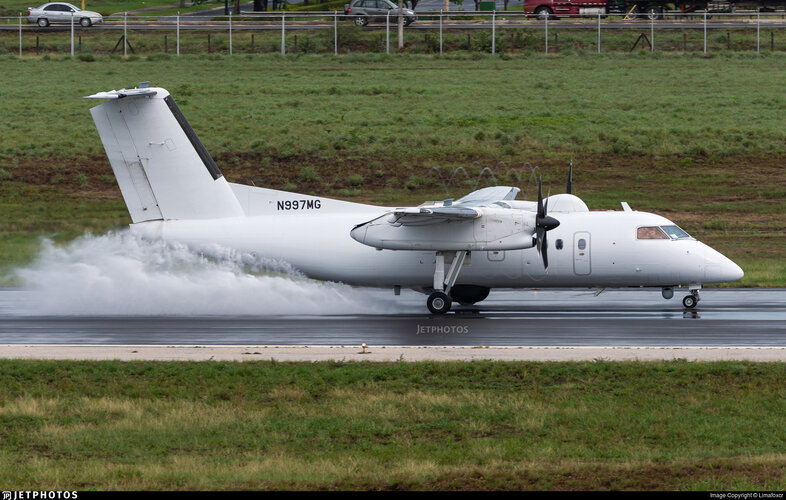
[416,324,470,335]
[3,493,78,500]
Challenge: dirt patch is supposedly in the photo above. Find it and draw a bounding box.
[342,459,786,490]
[5,151,786,206]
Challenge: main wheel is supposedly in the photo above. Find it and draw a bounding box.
[644,6,663,20]
[353,16,368,26]
[450,285,490,306]
[427,291,452,315]
[37,18,49,27]
[80,17,92,27]
[534,6,553,21]
[682,294,698,309]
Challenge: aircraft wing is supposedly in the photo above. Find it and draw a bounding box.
[390,206,481,225]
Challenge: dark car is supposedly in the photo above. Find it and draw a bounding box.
[344,0,416,26]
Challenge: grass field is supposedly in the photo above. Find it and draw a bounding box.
[0,53,784,285]
[1,359,785,490]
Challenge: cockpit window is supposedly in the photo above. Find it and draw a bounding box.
[637,226,668,239]
[660,225,691,239]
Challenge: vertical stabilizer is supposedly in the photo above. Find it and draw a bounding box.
[87,87,244,222]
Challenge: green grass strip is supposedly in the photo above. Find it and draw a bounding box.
[1,359,785,490]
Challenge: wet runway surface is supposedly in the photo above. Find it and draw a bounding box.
[1,288,784,346]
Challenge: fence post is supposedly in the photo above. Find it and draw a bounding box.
[71,12,75,57]
[651,14,654,52]
[281,12,285,55]
[177,12,180,56]
[492,10,495,55]
[439,10,442,55]
[757,10,760,53]
[229,12,232,55]
[124,12,128,56]
[597,11,601,53]
[335,11,338,55]
[703,10,707,54]
[545,12,548,54]
[19,14,22,58]
[386,11,390,54]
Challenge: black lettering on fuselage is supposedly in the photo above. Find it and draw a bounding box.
[277,199,322,211]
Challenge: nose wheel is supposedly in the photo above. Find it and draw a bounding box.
[682,290,700,309]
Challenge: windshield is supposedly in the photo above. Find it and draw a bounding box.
[637,226,668,239]
[660,225,691,239]
[381,0,397,8]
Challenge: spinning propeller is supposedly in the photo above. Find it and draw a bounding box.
[535,178,560,270]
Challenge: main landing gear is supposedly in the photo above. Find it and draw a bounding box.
[426,250,469,315]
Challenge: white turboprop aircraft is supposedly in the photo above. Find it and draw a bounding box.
[85,85,744,314]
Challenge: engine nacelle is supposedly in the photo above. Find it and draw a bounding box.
[351,207,537,251]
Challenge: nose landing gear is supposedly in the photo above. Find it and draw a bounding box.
[682,289,700,309]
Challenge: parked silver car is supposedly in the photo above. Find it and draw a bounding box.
[343,0,416,27]
[27,2,103,27]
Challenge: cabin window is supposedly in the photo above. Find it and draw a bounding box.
[556,239,563,250]
[637,226,668,240]
[660,225,691,239]
[577,238,586,250]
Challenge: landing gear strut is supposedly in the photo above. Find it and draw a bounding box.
[426,250,469,315]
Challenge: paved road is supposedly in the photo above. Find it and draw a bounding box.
[2,15,783,31]
[2,288,784,346]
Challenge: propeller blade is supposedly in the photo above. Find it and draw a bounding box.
[534,177,559,270]
[545,187,550,214]
[536,226,544,255]
[566,161,573,194]
[537,178,544,218]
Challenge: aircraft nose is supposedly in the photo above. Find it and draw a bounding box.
[723,259,745,283]
[704,247,744,284]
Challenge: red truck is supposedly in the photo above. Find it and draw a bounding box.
[523,0,778,20]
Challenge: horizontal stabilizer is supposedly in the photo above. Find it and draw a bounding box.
[84,89,158,100]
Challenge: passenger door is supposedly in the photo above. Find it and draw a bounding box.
[58,4,76,23]
[366,0,384,21]
[573,231,591,275]
[42,4,62,22]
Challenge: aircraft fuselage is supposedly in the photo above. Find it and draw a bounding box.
[130,199,742,291]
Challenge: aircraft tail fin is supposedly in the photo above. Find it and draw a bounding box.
[86,86,243,223]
